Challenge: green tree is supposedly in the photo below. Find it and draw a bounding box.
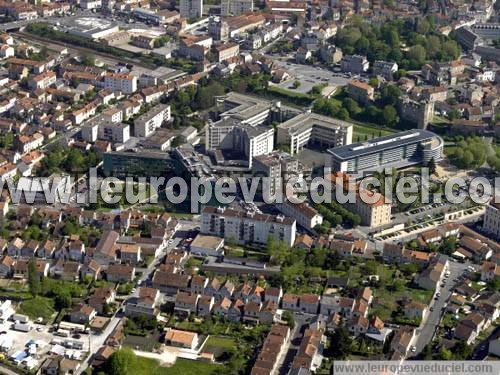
[452,341,471,359]
[282,310,295,329]
[407,45,426,66]
[380,85,402,106]
[106,348,137,375]
[462,150,474,167]
[171,135,183,148]
[81,54,96,67]
[368,77,379,88]
[28,257,40,296]
[331,326,352,359]
[55,291,72,309]
[382,105,398,126]
[417,18,430,34]
[436,348,453,360]
[448,109,460,121]
[196,82,225,110]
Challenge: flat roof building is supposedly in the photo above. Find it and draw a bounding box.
[103,151,174,178]
[206,117,274,168]
[201,206,296,246]
[326,129,443,177]
[277,112,353,155]
[217,92,274,126]
[54,17,119,39]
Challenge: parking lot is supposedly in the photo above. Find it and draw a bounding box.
[270,59,350,94]
[0,316,90,369]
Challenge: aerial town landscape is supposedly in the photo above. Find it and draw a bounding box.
[0,0,497,374]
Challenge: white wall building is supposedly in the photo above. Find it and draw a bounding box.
[134,104,171,138]
[104,73,137,94]
[206,118,274,168]
[201,206,296,246]
[277,112,353,156]
[278,200,323,231]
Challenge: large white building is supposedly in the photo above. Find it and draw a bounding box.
[221,0,253,16]
[217,92,273,127]
[277,112,353,155]
[179,0,203,19]
[134,104,171,138]
[206,118,274,168]
[104,72,137,94]
[201,206,296,246]
[278,200,323,231]
[483,199,500,240]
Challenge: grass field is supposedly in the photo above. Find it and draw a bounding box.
[18,296,55,320]
[202,336,238,357]
[353,124,394,143]
[130,357,222,375]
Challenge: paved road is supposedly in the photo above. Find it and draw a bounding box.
[411,258,469,355]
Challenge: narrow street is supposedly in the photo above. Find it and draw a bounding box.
[411,258,469,355]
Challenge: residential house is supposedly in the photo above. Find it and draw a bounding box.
[213,297,232,318]
[38,240,56,259]
[282,294,300,312]
[348,315,369,336]
[106,264,135,283]
[118,244,141,265]
[70,304,97,324]
[21,240,39,258]
[174,292,199,316]
[259,300,277,324]
[404,301,428,321]
[454,313,488,344]
[290,329,324,372]
[0,256,14,277]
[190,275,208,295]
[164,329,199,350]
[218,280,235,301]
[228,299,244,321]
[88,287,115,314]
[68,240,85,262]
[264,286,283,305]
[125,287,161,318]
[243,301,261,324]
[390,327,415,356]
[94,230,119,265]
[152,271,190,295]
[7,238,24,258]
[481,261,500,282]
[299,294,320,314]
[197,295,214,317]
[81,260,102,281]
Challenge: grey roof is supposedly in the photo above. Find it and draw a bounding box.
[277,111,353,136]
[327,129,439,161]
